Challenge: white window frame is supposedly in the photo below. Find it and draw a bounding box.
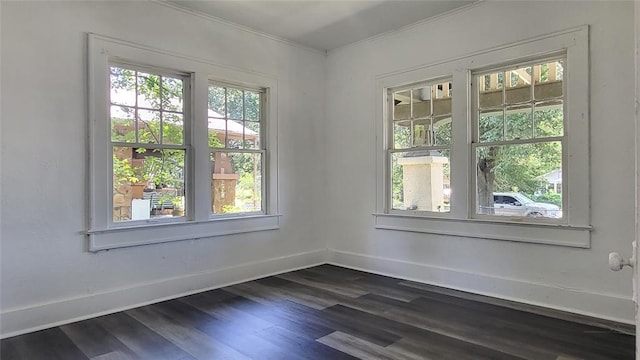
[374,26,591,248]
[108,62,192,225]
[387,78,453,215]
[87,34,280,251]
[208,81,267,218]
[471,55,567,224]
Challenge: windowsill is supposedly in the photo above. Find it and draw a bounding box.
[87,214,282,252]
[373,213,591,248]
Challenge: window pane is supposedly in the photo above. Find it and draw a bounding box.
[207,116,226,148]
[505,66,532,104]
[226,120,243,149]
[433,117,452,146]
[138,109,161,144]
[433,92,451,116]
[244,121,261,149]
[161,76,183,112]
[391,150,450,212]
[137,72,161,110]
[208,86,226,117]
[110,66,135,106]
[412,86,431,118]
[393,90,411,120]
[478,73,503,108]
[505,107,533,141]
[111,105,135,142]
[479,109,504,143]
[556,61,564,81]
[433,82,451,99]
[211,152,263,214]
[245,91,260,121]
[535,61,564,101]
[394,120,411,149]
[163,113,183,145]
[113,147,186,222]
[208,85,264,150]
[475,142,562,219]
[535,101,564,138]
[227,88,244,120]
[413,119,431,146]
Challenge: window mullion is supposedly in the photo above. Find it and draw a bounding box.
[191,73,211,222]
[450,69,470,219]
[477,136,564,147]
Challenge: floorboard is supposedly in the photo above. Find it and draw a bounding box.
[1,265,634,360]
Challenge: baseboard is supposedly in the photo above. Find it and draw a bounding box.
[327,249,635,329]
[3,248,634,339]
[0,249,327,339]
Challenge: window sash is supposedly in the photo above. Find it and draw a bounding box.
[387,79,453,214]
[210,149,266,217]
[108,63,192,227]
[207,82,267,217]
[470,57,567,222]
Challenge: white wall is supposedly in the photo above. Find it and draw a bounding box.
[0,1,327,337]
[1,0,637,338]
[325,1,637,323]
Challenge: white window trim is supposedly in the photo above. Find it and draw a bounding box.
[207,81,267,218]
[374,26,590,248]
[470,54,567,224]
[387,78,453,215]
[87,34,280,251]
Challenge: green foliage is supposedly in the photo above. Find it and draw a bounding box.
[110,66,186,192]
[142,150,185,189]
[232,154,262,210]
[237,172,261,210]
[391,155,404,206]
[208,85,260,120]
[208,86,226,115]
[477,108,563,206]
[488,141,561,195]
[391,125,409,205]
[532,191,562,207]
[434,120,452,146]
[221,204,242,213]
[208,130,223,148]
[113,154,140,186]
[110,67,135,90]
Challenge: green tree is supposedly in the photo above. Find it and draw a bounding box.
[110,66,186,192]
[476,107,563,214]
[208,85,262,212]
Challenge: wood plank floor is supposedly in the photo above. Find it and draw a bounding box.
[1,265,635,360]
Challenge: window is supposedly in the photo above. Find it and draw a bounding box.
[473,58,565,220]
[88,34,280,251]
[389,80,452,213]
[208,83,265,215]
[110,64,189,222]
[375,27,590,247]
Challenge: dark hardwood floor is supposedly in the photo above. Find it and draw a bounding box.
[1,265,635,359]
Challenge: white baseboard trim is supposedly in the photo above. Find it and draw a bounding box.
[327,249,635,326]
[3,248,633,339]
[0,249,327,339]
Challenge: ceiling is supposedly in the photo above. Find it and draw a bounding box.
[167,1,476,51]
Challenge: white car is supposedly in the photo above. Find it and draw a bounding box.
[492,192,562,219]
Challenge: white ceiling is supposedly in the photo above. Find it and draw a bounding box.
[167,0,476,51]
